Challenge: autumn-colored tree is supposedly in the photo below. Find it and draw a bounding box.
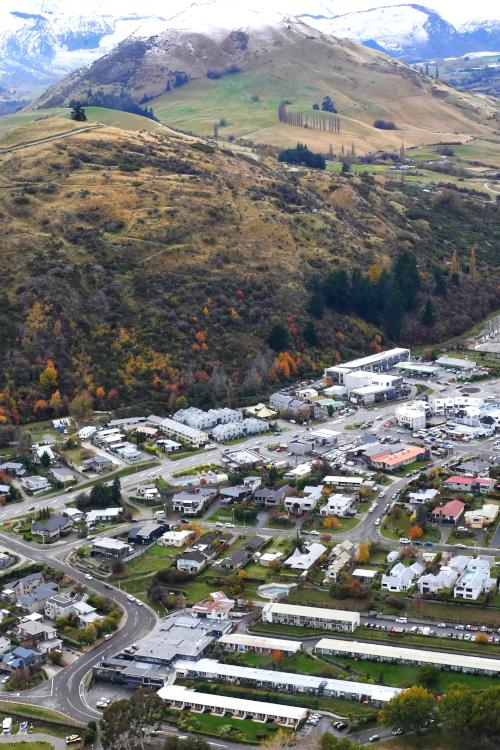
[49,390,63,414]
[33,398,48,413]
[409,525,423,540]
[322,516,341,529]
[95,386,105,400]
[475,632,489,644]
[271,649,283,667]
[39,358,58,391]
[69,390,93,421]
[356,541,371,563]
[346,578,366,599]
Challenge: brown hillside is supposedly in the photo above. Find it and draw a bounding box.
[0,120,498,421]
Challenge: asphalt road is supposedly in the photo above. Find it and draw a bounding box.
[0,529,155,722]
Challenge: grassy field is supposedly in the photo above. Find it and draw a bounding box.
[0,703,77,723]
[176,710,278,743]
[381,510,440,542]
[0,744,53,750]
[333,656,499,691]
[226,650,345,677]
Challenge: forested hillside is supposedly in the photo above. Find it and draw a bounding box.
[0,124,498,422]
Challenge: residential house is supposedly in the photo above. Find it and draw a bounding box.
[244,536,266,553]
[1,572,44,603]
[18,621,61,654]
[465,504,500,529]
[319,493,354,518]
[269,393,315,419]
[63,507,84,524]
[284,485,322,516]
[32,444,56,464]
[160,530,192,548]
[3,646,43,675]
[244,403,278,420]
[31,514,72,541]
[284,542,326,572]
[157,438,182,453]
[21,476,51,493]
[128,522,169,546]
[137,485,160,501]
[454,558,495,601]
[408,489,439,505]
[192,592,235,621]
[0,462,25,477]
[85,507,123,526]
[176,550,209,574]
[18,582,59,614]
[73,600,103,628]
[91,537,132,559]
[381,562,424,593]
[432,499,465,525]
[82,455,116,473]
[0,553,14,569]
[254,485,290,507]
[258,552,284,567]
[217,548,250,572]
[0,483,12,500]
[45,593,77,620]
[418,566,460,595]
[219,486,251,503]
[50,467,75,485]
[171,488,216,516]
[443,476,495,495]
[323,540,355,583]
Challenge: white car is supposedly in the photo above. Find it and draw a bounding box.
[374,518,380,526]
[309,530,320,536]
[84,574,93,581]
[224,522,235,528]
[399,537,411,544]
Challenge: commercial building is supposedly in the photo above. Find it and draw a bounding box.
[369,445,426,471]
[395,403,427,431]
[435,356,475,371]
[219,634,301,657]
[157,685,308,728]
[396,362,440,377]
[324,348,410,385]
[261,603,359,632]
[314,639,500,676]
[173,658,400,706]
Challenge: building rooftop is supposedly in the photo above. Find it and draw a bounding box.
[315,638,500,673]
[262,602,360,623]
[219,633,302,653]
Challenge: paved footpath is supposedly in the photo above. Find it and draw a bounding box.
[0,732,65,749]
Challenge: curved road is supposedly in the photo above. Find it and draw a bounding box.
[0,530,155,723]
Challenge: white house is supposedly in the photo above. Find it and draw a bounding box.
[32,444,56,464]
[177,550,208,573]
[284,543,326,571]
[408,489,439,505]
[319,493,354,518]
[21,476,51,493]
[284,485,322,515]
[160,530,192,548]
[85,507,123,526]
[381,562,424,593]
[464,504,499,529]
[418,566,459,595]
[454,558,495,601]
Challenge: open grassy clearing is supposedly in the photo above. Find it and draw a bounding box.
[0,744,53,750]
[0,703,76,723]
[332,656,500,691]
[226,649,345,677]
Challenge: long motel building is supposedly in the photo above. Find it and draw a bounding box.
[219,633,302,656]
[157,685,308,728]
[173,658,401,706]
[261,602,360,632]
[314,638,500,676]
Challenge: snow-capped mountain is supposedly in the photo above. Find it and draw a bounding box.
[1,1,499,114]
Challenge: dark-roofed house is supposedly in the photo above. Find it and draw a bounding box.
[31,515,72,541]
[3,646,43,676]
[82,455,116,473]
[128,522,169,546]
[177,550,208,574]
[2,572,44,603]
[18,582,59,614]
[0,462,25,477]
[219,486,251,503]
[254,485,291,507]
[217,548,249,572]
[244,535,266,552]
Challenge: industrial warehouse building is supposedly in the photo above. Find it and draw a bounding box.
[314,639,500,676]
[324,348,410,384]
[261,603,360,632]
[157,685,308,728]
[173,658,400,705]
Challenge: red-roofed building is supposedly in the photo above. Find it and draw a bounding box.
[444,476,494,495]
[432,499,465,525]
[192,591,235,621]
[370,445,426,471]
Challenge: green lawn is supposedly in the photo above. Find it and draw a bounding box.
[0,744,53,750]
[175,709,278,743]
[345,628,500,658]
[334,656,500,691]
[167,448,207,461]
[390,460,431,477]
[446,529,476,546]
[381,510,440,542]
[206,507,233,522]
[0,703,76,723]
[227,650,346,678]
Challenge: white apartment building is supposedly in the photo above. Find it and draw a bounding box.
[261,603,360,633]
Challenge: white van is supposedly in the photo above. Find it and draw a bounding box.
[2,717,12,734]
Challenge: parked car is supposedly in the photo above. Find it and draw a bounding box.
[369,736,380,743]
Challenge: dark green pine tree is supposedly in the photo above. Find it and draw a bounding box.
[420,297,436,327]
[70,105,87,122]
[385,290,405,340]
